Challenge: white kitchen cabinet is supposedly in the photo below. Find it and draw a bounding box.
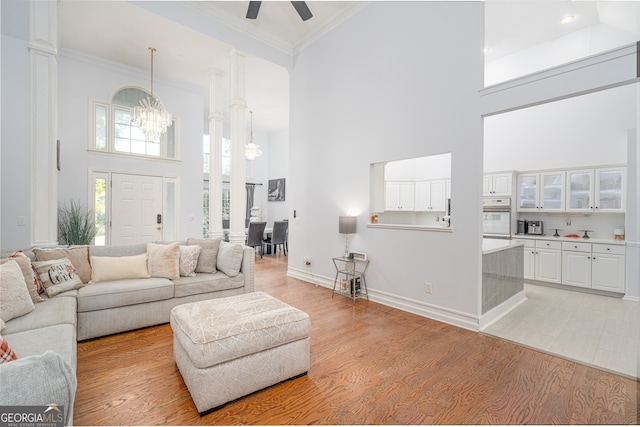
[595,167,625,212]
[517,171,564,212]
[483,173,512,197]
[514,239,535,280]
[591,244,625,292]
[566,167,625,213]
[561,242,592,288]
[534,240,562,284]
[517,173,538,211]
[385,181,415,211]
[415,180,446,211]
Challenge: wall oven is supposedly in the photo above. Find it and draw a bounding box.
[482,198,511,239]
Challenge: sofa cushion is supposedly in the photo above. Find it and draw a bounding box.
[90,253,150,283]
[3,324,77,371]
[0,252,44,303]
[147,242,180,280]
[179,245,201,277]
[173,272,245,298]
[76,278,174,313]
[187,237,222,274]
[216,242,244,277]
[32,258,85,297]
[0,296,77,336]
[89,243,147,257]
[0,260,35,322]
[0,335,18,363]
[33,246,92,284]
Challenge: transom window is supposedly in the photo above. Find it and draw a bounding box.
[91,87,179,160]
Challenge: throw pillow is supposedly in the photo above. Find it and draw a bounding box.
[147,242,180,280]
[0,252,44,304]
[89,253,150,283]
[0,335,17,363]
[187,237,222,274]
[33,246,92,284]
[0,260,35,322]
[179,245,201,277]
[216,242,244,277]
[31,258,85,297]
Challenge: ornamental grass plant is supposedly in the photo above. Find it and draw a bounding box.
[58,200,97,246]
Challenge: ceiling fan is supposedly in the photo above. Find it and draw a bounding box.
[246,1,313,21]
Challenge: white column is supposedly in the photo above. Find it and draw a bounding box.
[624,127,639,301]
[29,1,58,246]
[228,50,247,244]
[208,68,225,239]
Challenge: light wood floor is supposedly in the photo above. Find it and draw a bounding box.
[74,254,639,425]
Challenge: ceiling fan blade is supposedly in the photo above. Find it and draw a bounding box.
[291,1,313,21]
[246,1,261,19]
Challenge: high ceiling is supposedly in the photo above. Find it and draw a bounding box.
[54,1,640,134]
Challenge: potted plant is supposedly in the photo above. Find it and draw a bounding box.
[58,200,97,246]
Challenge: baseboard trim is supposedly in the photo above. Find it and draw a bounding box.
[287,268,479,332]
[479,290,527,331]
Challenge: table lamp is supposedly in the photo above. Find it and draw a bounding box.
[339,216,357,258]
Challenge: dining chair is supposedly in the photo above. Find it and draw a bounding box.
[246,221,267,258]
[268,221,289,256]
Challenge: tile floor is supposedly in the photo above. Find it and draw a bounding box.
[482,283,640,379]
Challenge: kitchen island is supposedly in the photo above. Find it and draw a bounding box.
[481,239,525,326]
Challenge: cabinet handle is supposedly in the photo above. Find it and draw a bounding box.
[606,248,610,251]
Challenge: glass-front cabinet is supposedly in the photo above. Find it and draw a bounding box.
[540,171,565,211]
[517,171,564,212]
[566,169,594,212]
[595,167,625,212]
[517,173,538,211]
[566,167,625,213]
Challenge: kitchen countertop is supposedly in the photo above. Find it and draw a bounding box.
[482,238,524,255]
[511,234,625,245]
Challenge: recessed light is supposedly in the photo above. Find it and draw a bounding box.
[483,47,491,54]
[561,15,575,24]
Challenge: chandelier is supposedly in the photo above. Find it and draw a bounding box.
[132,47,172,142]
[245,110,262,160]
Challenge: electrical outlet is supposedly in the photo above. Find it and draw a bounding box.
[424,282,433,294]
[304,257,311,266]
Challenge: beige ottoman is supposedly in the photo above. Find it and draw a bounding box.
[170,291,310,414]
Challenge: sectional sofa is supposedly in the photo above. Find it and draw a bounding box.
[0,239,255,425]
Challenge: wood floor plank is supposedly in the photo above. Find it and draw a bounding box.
[74,254,639,425]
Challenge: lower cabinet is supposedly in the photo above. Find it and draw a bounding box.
[561,242,625,292]
[535,241,562,284]
[591,244,626,292]
[518,239,561,283]
[561,242,592,288]
[518,239,625,293]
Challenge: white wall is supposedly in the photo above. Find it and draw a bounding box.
[266,130,289,224]
[484,84,636,172]
[57,51,206,241]
[0,34,31,249]
[485,23,638,86]
[288,2,484,327]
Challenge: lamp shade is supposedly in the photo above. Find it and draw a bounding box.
[339,216,357,234]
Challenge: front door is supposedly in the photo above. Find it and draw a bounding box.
[111,173,163,245]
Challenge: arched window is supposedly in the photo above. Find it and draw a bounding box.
[91,87,179,159]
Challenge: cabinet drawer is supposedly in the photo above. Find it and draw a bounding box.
[562,241,591,252]
[592,244,625,255]
[535,240,562,250]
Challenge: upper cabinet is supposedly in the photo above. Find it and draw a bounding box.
[595,167,625,212]
[385,181,415,211]
[566,167,625,213]
[517,171,564,212]
[415,180,447,212]
[483,172,512,196]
